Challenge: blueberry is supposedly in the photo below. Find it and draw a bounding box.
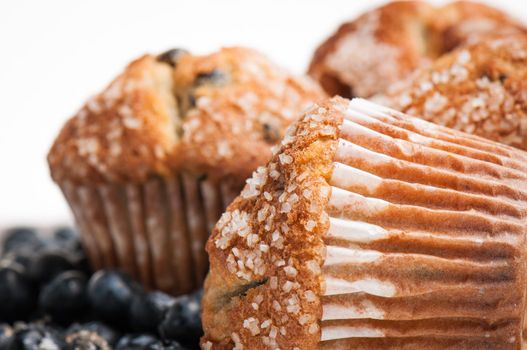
[0,266,36,322]
[53,227,82,251]
[39,271,88,325]
[2,228,43,255]
[262,122,281,143]
[194,70,227,86]
[29,249,75,285]
[67,322,119,347]
[69,253,91,276]
[158,289,203,346]
[51,232,91,275]
[130,291,175,333]
[64,330,111,350]
[53,226,77,242]
[157,49,189,67]
[8,323,65,350]
[187,94,197,109]
[181,69,228,110]
[115,334,162,350]
[2,252,33,273]
[87,270,138,326]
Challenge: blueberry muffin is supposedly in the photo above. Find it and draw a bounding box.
[48,47,325,295]
[375,35,527,151]
[202,97,527,349]
[308,1,526,98]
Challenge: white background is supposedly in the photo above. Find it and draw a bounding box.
[1,0,526,227]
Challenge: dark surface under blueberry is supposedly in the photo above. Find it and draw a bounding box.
[116,334,187,350]
[0,324,13,349]
[65,330,111,350]
[7,323,66,350]
[67,322,120,347]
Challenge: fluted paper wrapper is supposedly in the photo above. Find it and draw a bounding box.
[320,100,527,349]
[60,173,240,295]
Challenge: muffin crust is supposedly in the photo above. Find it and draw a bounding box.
[308,1,526,98]
[48,47,325,185]
[202,97,527,349]
[375,35,527,150]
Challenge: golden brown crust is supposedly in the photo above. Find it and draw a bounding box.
[48,55,176,184]
[375,35,527,150]
[309,1,434,98]
[438,1,527,51]
[308,1,526,98]
[48,47,325,185]
[202,100,342,350]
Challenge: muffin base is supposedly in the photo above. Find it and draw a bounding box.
[60,173,240,295]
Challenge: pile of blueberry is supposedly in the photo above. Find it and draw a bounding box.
[0,227,203,350]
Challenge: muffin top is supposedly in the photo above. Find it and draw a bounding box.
[48,47,325,185]
[375,35,527,150]
[308,1,526,98]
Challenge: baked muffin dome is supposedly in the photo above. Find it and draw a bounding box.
[202,97,527,349]
[49,47,324,185]
[48,47,325,295]
[308,1,526,98]
[375,35,527,151]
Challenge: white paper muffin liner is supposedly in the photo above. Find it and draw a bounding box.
[60,173,240,295]
[318,99,527,349]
